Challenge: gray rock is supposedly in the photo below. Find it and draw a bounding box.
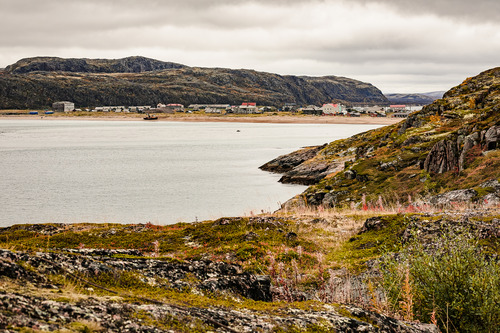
[484,125,499,150]
[259,144,326,174]
[459,133,479,171]
[344,169,357,180]
[430,189,478,206]
[424,139,459,174]
[244,232,259,241]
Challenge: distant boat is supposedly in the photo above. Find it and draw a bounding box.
[44,111,54,114]
[29,111,39,115]
[143,114,158,120]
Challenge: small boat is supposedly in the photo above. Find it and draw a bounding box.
[29,111,39,115]
[45,111,54,114]
[143,113,158,120]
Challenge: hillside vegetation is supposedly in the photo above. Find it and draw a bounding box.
[1,68,499,332]
[0,56,388,109]
[262,67,500,210]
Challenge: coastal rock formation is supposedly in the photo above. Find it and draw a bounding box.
[262,67,500,208]
[0,56,389,109]
[260,144,326,174]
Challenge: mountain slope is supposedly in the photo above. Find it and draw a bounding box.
[384,93,436,105]
[0,56,388,109]
[262,67,500,208]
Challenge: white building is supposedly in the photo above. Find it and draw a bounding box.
[233,103,260,114]
[52,101,75,112]
[321,103,344,115]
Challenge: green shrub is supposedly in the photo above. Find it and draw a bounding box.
[381,230,500,332]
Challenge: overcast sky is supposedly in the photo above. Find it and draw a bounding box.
[1,0,498,93]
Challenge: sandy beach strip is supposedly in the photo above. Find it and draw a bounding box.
[0,113,403,125]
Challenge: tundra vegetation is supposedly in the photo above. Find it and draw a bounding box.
[1,67,499,332]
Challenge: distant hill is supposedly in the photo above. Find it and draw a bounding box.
[421,91,446,100]
[384,91,445,105]
[0,56,389,109]
[263,67,500,208]
[4,56,186,74]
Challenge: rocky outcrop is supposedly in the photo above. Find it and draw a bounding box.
[0,249,271,302]
[0,247,438,332]
[0,57,389,109]
[430,189,478,205]
[278,160,345,185]
[400,212,500,245]
[260,144,326,174]
[263,67,500,209]
[484,125,500,150]
[0,291,437,333]
[424,139,459,174]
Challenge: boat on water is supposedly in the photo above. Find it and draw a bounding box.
[143,114,158,120]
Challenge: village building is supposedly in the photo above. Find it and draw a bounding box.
[321,103,344,115]
[93,106,126,112]
[282,103,297,112]
[156,103,184,112]
[127,106,151,113]
[389,105,407,112]
[52,101,75,112]
[189,104,231,112]
[301,105,322,115]
[233,103,260,114]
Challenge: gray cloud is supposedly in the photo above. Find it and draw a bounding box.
[0,0,498,93]
[347,0,500,23]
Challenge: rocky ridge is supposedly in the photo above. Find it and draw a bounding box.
[0,56,388,109]
[0,248,437,332]
[261,67,500,208]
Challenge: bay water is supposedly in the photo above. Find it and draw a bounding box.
[0,119,380,226]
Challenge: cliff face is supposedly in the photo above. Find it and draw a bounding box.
[0,56,388,109]
[262,67,500,208]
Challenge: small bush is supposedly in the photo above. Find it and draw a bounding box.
[381,230,500,332]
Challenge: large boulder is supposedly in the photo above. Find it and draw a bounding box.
[430,189,478,206]
[424,139,459,174]
[484,125,500,150]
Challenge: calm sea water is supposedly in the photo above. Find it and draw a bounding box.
[0,120,380,226]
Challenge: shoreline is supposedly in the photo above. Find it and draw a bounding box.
[0,113,403,125]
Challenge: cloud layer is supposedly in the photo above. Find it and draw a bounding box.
[0,0,498,93]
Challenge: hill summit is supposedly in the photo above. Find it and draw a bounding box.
[0,56,388,109]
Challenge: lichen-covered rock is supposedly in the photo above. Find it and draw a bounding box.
[0,291,438,333]
[430,189,478,206]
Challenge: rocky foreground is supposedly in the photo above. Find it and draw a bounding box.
[0,246,437,333]
[2,207,499,332]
